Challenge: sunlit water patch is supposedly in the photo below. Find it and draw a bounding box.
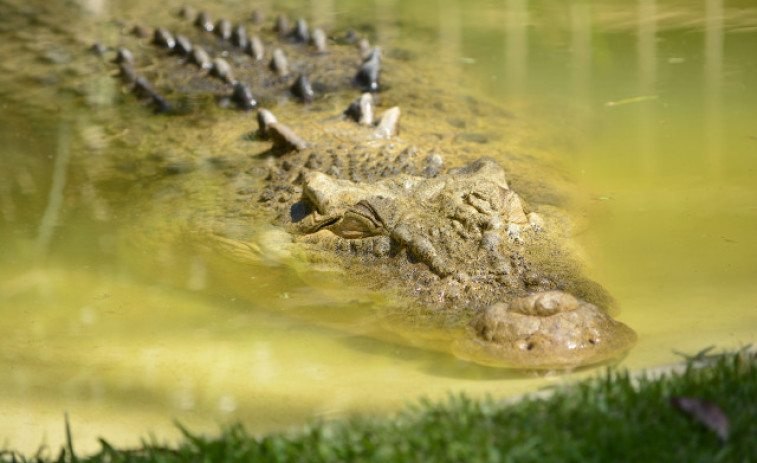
[0,0,755,454]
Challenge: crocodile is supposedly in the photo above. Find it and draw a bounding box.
[100,5,636,370]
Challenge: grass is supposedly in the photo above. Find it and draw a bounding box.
[2,348,755,463]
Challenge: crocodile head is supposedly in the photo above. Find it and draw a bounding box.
[298,157,523,276]
[288,156,636,369]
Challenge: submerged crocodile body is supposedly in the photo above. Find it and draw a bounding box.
[102,5,636,369]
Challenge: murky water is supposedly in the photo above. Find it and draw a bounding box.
[1,0,756,454]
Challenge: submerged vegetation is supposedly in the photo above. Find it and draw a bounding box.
[4,348,755,462]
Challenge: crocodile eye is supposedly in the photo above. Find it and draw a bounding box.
[336,216,378,238]
[330,201,383,239]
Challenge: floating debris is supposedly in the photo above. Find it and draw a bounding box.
[604,95,659,107]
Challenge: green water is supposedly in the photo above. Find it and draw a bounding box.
[1,0,756,454]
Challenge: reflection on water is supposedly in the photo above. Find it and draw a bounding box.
[1,0,756,454]
[704,0,724,177]
[505,0,528,98]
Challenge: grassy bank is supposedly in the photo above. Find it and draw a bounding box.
[4,348,755,463]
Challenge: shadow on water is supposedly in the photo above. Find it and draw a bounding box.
[338,335,538,381]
